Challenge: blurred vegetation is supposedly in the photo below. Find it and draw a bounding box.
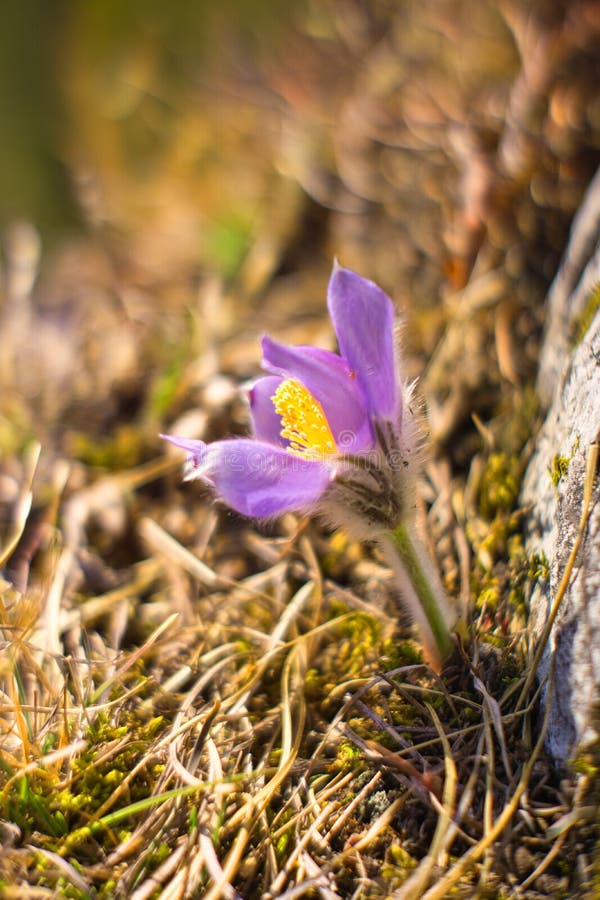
[0,1,75,231]
[1,0,598,456]
[0,0,294,234]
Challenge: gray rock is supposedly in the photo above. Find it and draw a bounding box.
[521,165,600,763]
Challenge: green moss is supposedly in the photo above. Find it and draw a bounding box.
[466,432,555,632]
[332,741,364,772]
[7,776,69,838]
[478,452,522,519]
[527,551,549,582]
[468,451,527,619]
[549,454,571,487]
[572,752,600,778]
[44,877,88,900]
[320,532,364,577]
[69,424,144,469]
[380,842,418,890]
[381,638,423,669]
[304,666,324,700]
[387,843,417,869]
[476,580,501,611]
[273,809,295,863]
[0,707,170,867]
[321,609,383,679]
[549,438,579,488]
[570,282,600,347]
[478,631,510,649]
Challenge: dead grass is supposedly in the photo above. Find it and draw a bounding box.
[0,424,598,897]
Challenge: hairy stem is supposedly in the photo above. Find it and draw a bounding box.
[383,523,455,670]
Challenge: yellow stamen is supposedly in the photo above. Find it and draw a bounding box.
[272,378,338,457]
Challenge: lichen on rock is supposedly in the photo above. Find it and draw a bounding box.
[522,166,600,762]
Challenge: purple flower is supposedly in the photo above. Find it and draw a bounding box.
[162,264,417,532]
[162,263,456,669]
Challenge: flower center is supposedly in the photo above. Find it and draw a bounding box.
[272,378,338,458]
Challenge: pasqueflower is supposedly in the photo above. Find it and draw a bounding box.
[162,264,455,668]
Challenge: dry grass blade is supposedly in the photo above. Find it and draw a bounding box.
[478,712,495,890]
[129,840,190,900]
[0,740,87,797]
[420,683,553,900]
[393,705,457,899]
[138,517,227,590]
[266,798,344,899]
[0,442,40,569]
[90,612,180,703]
[24,846,92,895]
[326,771,383,841]
[519,773,591,890]
[335,795,407,860]
[473,673,512,780]
[72,559,163,627]
[201,825,245,900]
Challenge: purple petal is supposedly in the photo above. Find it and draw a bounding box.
[176,437,332,518]
[327,265,397,419]
[161,434,208,477]
[247,376,286,446]
[261,337,374,454]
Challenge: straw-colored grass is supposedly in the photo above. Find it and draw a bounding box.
[1,428,597,898]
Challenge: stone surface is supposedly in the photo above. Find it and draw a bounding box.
[521,166,600,762]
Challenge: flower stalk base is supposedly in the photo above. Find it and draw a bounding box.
[383,523,455,670]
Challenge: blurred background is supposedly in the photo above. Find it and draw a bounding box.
[1,0,599,469]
